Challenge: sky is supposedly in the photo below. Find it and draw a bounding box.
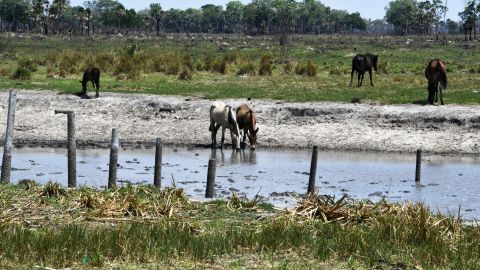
[69,0,467,21]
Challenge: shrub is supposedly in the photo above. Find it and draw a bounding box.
[0,66,12,77]
[329,66,343,75]
[212,57,227,74]
[11,66,31,80]
[182,54,194,71]
[165,60,181,75]
[178,66,193,81]
[237,62,256,76]
[283,61,294,75]
[18,58,38,72]
[203,53,215,71]
[295,61,317,77]
[258,54,273,76]
[223,52,239,64]
[377,60,388,74]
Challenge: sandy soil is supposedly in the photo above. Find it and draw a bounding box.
[1,90,479,154]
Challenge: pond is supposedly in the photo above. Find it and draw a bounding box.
[6,147,480,219]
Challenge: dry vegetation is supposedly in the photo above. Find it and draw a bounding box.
[0,181,479,269]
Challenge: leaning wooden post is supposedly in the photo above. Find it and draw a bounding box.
[1,91,17,184]
[55,110,76,188]
[205,159,216,198]
[307,146,318,194]
[108,128,118,189]
[415,149,422,182]
[153,138,162,189]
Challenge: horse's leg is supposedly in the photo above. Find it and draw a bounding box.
[360,73,365,87]
[357,73,361,87]
[349,69,354,87]
[440,87,444,105]
[369,70,374,86]
[94,79,100,98]
[221,127,226,149]
[434,83,439,104]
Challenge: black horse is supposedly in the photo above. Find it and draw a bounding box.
[80,67,100,98]
[349,54,378,87]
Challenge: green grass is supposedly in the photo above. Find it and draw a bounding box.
[0,34,479,104]
[1,183,480,269]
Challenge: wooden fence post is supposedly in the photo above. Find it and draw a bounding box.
[205,159,216,198]
[108,128,118,189]
[55,110,76,188]
[1,91,17,184]
[307,146,318,194]
[415,149,422,182]
[154,138,162,189]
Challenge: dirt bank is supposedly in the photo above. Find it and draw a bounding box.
[1,90,479,154]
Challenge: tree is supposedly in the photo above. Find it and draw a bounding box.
[459,0,477,40]
[149,3,162,36]
[225,1,244,33]
[385,0,418,35]
[0,0,30,32]
[271,0,297,45]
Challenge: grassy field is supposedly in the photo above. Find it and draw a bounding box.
[0,181,480,269]
[0,34,479,104]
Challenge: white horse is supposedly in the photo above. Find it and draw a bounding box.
[209,101,241,150]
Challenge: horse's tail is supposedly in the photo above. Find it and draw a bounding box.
[227,106,239,136]
[209,105,215,132]
[436,61,447,91]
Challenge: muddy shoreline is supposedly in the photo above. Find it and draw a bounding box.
[1,90,480,155]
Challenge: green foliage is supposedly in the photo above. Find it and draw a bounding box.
[17,58,38,72]
[11,66,31,80]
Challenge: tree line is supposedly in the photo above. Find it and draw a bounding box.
[0,0,478,37]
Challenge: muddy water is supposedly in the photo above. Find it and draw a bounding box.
[7,147,480,219]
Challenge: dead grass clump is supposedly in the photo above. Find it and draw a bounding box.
[58,51,84,74]
[178,66,193,81]
[329,66,343,75]
[258,54,273,76]
[17,58,38,72]
[223,52,239,64]
[203,53,215,71]
[227,191,261,211]
[295,61,317,77]
[17,179,38,190]
[95,53,116,74]
[377,60,388,74]
[283,61,294,75]
[42,181,66,197]
[237,62,256,76]
[212,57,227,74]
[0,66,13,77]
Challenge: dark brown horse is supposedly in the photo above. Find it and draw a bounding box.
[425,59,447,105]
[81,67,100,98]
[349,54,378,87]
[236,104,259,150]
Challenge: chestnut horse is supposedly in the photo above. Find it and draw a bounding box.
[349,54,378,87]
[209,101,241,150]
[425,59,447,105]
[236,104,259,150]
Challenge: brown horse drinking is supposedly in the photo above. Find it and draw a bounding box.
[81,67,101,98]
[236,104,259,150]
[349,54,378,87]
[425,59,447,105]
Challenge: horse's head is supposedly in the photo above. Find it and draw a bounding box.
[247,127,259,150]
[372,55,379,72]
